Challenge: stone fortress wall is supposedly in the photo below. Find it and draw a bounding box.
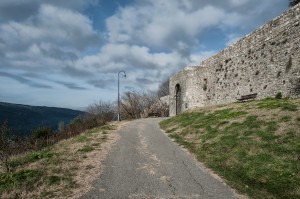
[169,4,300,116]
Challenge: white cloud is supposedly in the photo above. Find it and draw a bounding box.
[0,0,288,107]
[0,4,100,72]
[74,43,185,75]
[106,3,226,50]
[6,4,98,48]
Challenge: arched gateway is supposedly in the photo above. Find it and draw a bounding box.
[175,84,181,115]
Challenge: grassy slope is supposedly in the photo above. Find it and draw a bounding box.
[160,98,300,199]
[0,123,118,199]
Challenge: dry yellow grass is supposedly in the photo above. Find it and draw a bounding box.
[0,121,127,199]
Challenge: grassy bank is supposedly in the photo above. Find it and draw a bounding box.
[160,98,300,199]
[0,123,118,199]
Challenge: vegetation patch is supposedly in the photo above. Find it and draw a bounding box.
[160,98,300,199]
[76,135,89,143]
[8,149,55,169]
[0,123,117,198]
[77,146,94,153]
[47,175,62,185]
[257,98,297,111]
[0,169,42,191]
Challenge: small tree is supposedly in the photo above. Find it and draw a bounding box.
[86,100,115,122]
[157,79,170,98]
[120,90,164,119]
[289,0,300,7]
[31,126,53,139]
[120,91,143,119]
[0,121,12,172]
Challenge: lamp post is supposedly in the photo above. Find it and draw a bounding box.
[118,70,126,121]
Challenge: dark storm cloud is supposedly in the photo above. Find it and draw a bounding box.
[0,0,98,22]
[38,46,79,61]
[88,79,113,89]
[0,2,39,22]
[136,77,155,85]
[55,81,87,90]
[63,66,93,77]
[0,71,52,88]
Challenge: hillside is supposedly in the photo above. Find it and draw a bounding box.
[160,97,300,199]
[0,122,121,198]
[0,102,85,136]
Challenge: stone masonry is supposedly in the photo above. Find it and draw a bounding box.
[169,4,300,116]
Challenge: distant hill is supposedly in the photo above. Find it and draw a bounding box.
[0,102,85,137]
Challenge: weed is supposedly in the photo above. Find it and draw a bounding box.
[98,125,115,131]
[296,117,300,127]
[77,146,93,153]
[41,191,54,197]
[75,135,89,142]
[280,115,291,122]
[0,169,42,191]
[101,135,108,141]
[92,143,100,147]
[27,149,54,162]
[48,175,62,185]
[8,149,55,169]
[217,120,230,127]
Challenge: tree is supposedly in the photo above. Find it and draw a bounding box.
[157,78,169,98]
[120,91,143,119]
[140,91,159,116]
[86,100,115,122]
[289,0,300,7]
[120,90,167,119]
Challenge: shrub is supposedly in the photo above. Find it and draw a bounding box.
[31,126,53,139]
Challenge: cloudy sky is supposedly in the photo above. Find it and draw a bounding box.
[0,0,288,110]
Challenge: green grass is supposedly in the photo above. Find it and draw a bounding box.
[8,149,55,169]
[160,98,300,199]
[77,146,94,153]
[75,135,89,142]
[280,115,291,122]
[0,170,42,192]
[47,175,62,185]
[257,98,298,111]
[86,124,115,134]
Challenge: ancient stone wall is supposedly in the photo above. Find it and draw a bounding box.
[170,4,300,116]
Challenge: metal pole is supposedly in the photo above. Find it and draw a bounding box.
[118,70,126,121]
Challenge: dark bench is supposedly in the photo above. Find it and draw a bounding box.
[148,112,160,117]
[237,93,257,102]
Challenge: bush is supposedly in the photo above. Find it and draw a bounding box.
[31,127,53,139]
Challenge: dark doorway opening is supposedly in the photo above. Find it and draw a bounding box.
[175,84,181,115]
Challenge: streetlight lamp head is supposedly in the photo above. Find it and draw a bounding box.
[124,74,126,78]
